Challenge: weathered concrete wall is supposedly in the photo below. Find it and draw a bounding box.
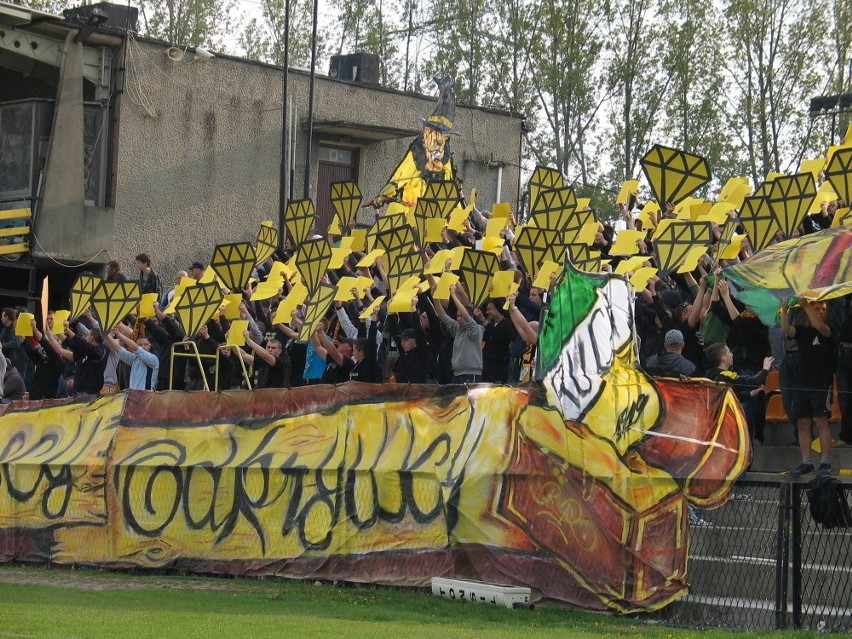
[113,40,523,281]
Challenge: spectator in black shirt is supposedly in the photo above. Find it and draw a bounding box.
[241,333,290,389]
[394,327,429,383]
[781,299,837,476]
[479,299,515,383]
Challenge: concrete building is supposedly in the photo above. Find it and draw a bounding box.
[0,1,524,312]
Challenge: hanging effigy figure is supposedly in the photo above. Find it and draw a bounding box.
[372,76,458,209]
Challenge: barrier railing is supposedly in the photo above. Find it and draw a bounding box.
[651,474,852,632]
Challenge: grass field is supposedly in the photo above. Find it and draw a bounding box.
[0,564,836,639]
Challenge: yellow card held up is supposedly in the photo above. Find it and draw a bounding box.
[718,177,749,202]
[577,197,592,211]
[356,248,385,268]
[138,293,159,319]
[482,237,505,253]
[491,202,511,219]
[447,205,470,232]
[719,234,746,261]
[577,221,600,246]
[701,201,736,225]
[222,293,243,320]
[809,189,838,214]
[490,270,517,297]
[609,229,645,256]
[272,283,308,324]
[334,276,369,302]
[250,280,283,301]
[425,249,453,274]
[327,216,343,236]
[451,245,467,267]
[399,276,424,292]
[614,255,649,275]
[843,123,852,145]
[15,312,34,337]
[630,267,658,291]
[52,309,70,335]
[532,261,563,289]
[677,245,709,274]
[798,158,824,180]
[434,272,460,300]
[359,295,385,320]
[198,268,216,284]
[722,183,752,208]
[501,283,520,310]
[329,247,352,269]
[425,217,445,243]
[485,217,509,238]
[163,294,182,315]
[388,288,419,313]
[616,179,639,205]
[350,229,368,253]
[226,319,249,347]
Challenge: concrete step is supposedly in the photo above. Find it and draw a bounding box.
[659,595,783,631]
[751,442,852,473]
[687,555,852,609]
[660,595,852,632]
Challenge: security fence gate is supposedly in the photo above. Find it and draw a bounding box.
[652,475,852,631]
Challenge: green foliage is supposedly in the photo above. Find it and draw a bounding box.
[141,0,236,49]
[721,0,829,183]
[238,0,326,68]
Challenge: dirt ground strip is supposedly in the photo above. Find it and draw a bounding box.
[0,564,283,593]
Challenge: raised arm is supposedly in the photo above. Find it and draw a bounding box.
[244,331,276,366]
[45,323,75,362]
[507,293,538,345]
[801,299,832,337]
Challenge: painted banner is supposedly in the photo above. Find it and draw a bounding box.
[0,268,750,613]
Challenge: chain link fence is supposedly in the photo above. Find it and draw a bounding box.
[650,475,852,632]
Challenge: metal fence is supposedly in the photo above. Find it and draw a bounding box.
[651,475,852,632]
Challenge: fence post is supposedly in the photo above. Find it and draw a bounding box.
[791,481,803,629]
[775,480,791,629]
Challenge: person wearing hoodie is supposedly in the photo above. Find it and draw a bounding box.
[645,329,696,377]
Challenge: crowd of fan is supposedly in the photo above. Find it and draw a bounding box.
[0,195,850,477]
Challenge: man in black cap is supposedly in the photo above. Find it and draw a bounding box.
[394,327,429,383]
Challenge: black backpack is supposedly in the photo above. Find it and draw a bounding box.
[806,476,852,529]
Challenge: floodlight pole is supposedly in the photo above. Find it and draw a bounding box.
[278,0,292,251]
[303,0,320,200]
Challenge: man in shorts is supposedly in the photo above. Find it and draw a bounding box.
[780,299,837,476]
